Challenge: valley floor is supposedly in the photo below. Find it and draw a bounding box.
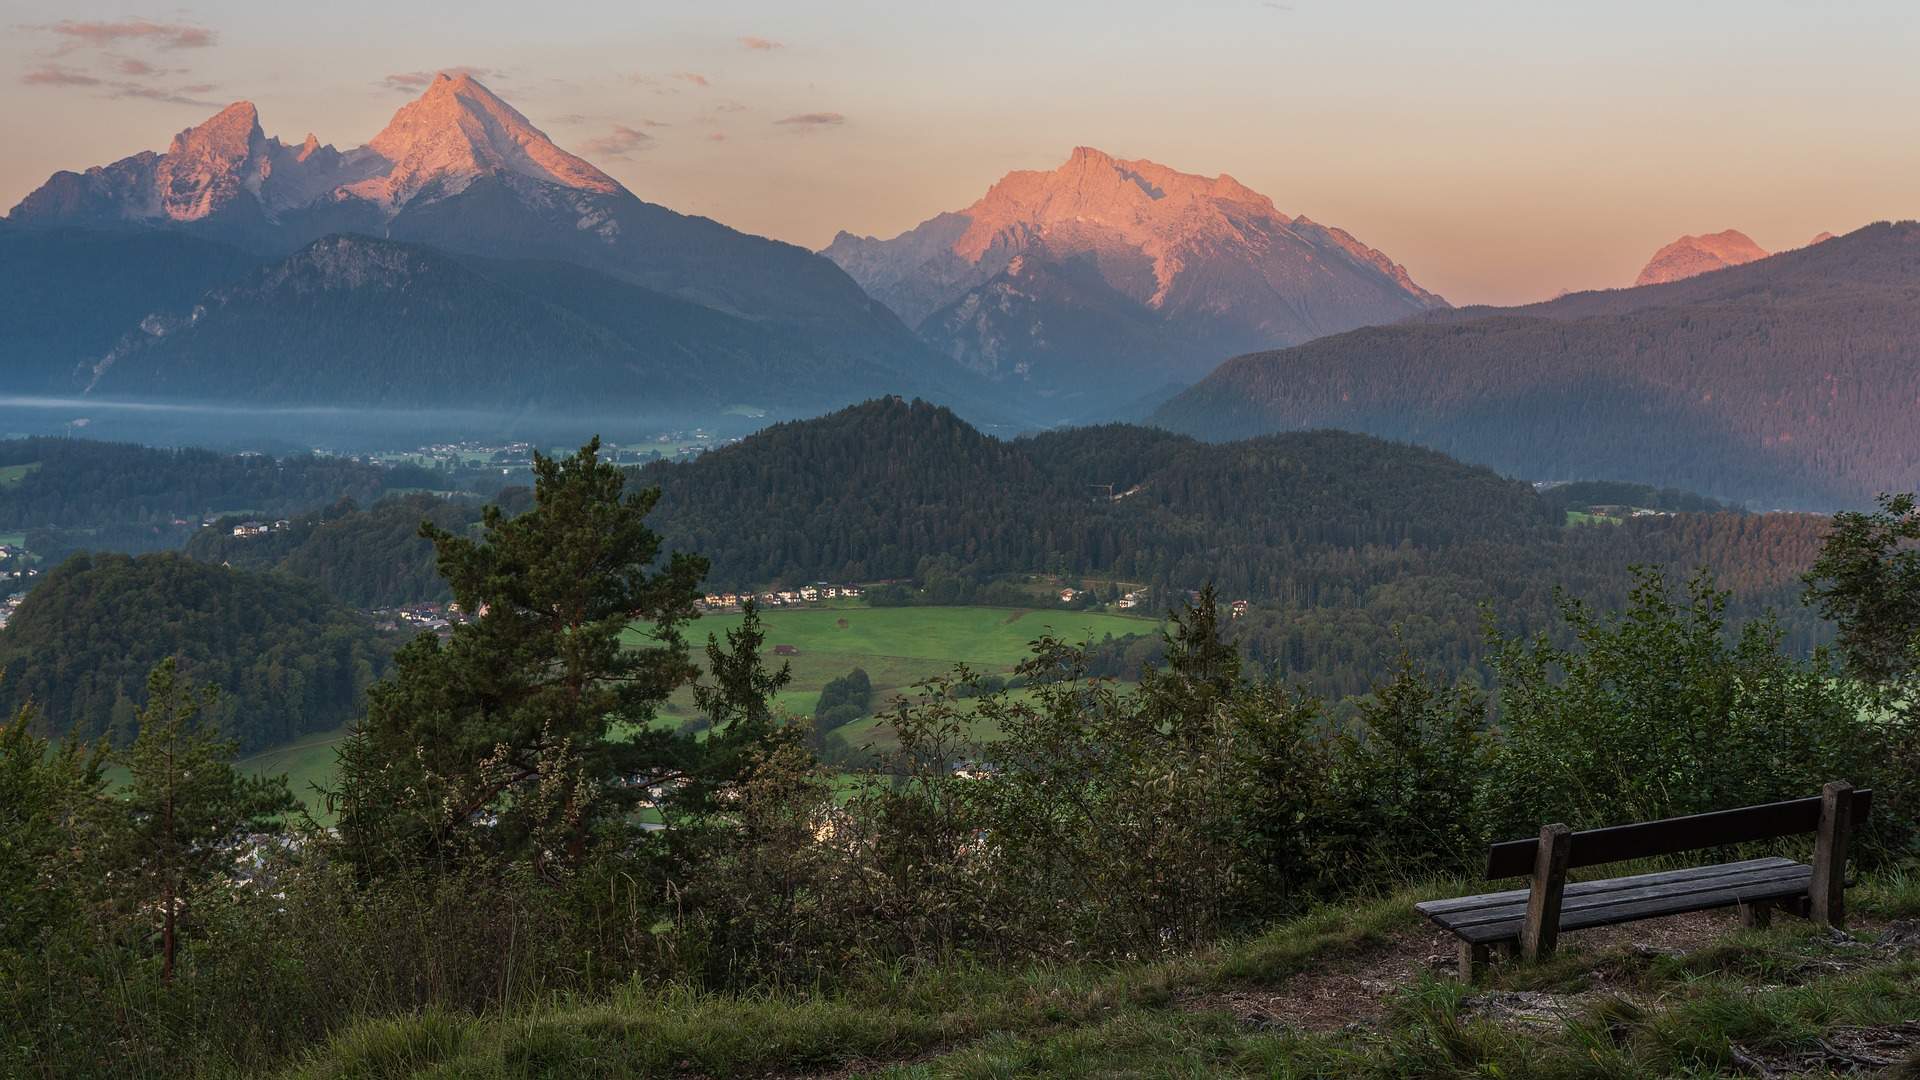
[277,869,1920,1079]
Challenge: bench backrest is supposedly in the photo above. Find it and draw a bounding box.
[1484,788,1874,879]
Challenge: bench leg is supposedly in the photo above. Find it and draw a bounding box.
[1739,901,1772,929]
[1459,941,1490,982]
[1520,823,1572,962]
[1810,780,1853,929]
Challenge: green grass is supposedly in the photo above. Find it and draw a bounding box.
[234,726,352,824]
[0,531,25,548]
[98,725,350,824]
[0,461,41,488]
[216,606,1162,820]
[642,605,1159,748]
[276,870,1920,1079]
[1565,509,1623,526]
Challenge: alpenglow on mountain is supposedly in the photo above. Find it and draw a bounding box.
[4,73,1006,423]
[1632,229,1769,286]
[822,147,1446,414]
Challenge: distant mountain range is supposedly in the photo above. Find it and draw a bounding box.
[822,147,1445,415]
[3,74,998,422]
[1154,222,1920,508]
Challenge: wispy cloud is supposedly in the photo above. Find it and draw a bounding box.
[380,66,501,93]
[39,18,216,51]
[580,124,657,160]
[775,111,845,128]
[740,36,784,51]
[708,132,727,142]
[22,64,102,87]
[108,81,222,107]
[668,71,710,87]
[110,55,161,76]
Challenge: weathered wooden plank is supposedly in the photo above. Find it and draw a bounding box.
[1431,862,1811,932]
[1484,789,1873,878]
[1521,823,1572,960]
[1459,940,1489,981]
[1810,780,1854,928]
[1416,857,1799,918]
[1456,872,1815,944]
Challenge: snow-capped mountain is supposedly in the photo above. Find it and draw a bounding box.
[10,76,613,234]
[4,74,1011,420]
[7,74,911,334]
[822,147,1446,409]
[1632,229,1769,286]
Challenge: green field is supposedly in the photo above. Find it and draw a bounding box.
[0,461,40,488]
[234,726,352,823]
[106,606,1160,815]
[639,605,1159,755]
[1565,509,1623,526]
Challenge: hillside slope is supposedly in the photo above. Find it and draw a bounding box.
[0,552,392,751]
[1153,222,1920,507]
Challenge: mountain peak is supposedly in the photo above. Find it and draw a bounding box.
[1634,229,1769,286]
[352,72,621,209]
[168,102,263,157]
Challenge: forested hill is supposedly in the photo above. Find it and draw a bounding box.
[0,437,432,559]
[0,437,421,530]
[635,398,1557,590]
[1151,222,1920,508]
[630,399,1833,697]
[181,490,534,608]
[0,552,394,752]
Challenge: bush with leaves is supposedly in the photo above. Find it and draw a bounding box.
[1485,567,1890,846]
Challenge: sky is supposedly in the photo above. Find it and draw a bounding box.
[1,0,1916,305]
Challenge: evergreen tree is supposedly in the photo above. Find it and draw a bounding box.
[334,438,707,879]
[112,660,294,982]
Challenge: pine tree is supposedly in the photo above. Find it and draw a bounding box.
[113,660,293,982]
[334,438,708,879]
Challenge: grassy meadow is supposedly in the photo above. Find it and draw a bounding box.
[642,604,1160,750]
[219,604,1162,818]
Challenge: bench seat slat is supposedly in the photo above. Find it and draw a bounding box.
[1427,862,1810,933]
[1454,869,1812,943]
[1414,857,1798,918]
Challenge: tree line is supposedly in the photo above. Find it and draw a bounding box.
[4,439,1913,1078]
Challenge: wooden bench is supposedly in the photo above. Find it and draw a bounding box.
[1417,781,1872,979]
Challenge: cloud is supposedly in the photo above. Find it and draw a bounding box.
[774,111,845,127]
[581,124,656,159]
[380,66,500,93]
[708,132,727,142]
[39,18,216,51]
[111,55,161,76]
[740,36,784,51]
[22,65,102,87]
[107,81,223,107]
[22,60,218,106]
[668,71,709,87]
